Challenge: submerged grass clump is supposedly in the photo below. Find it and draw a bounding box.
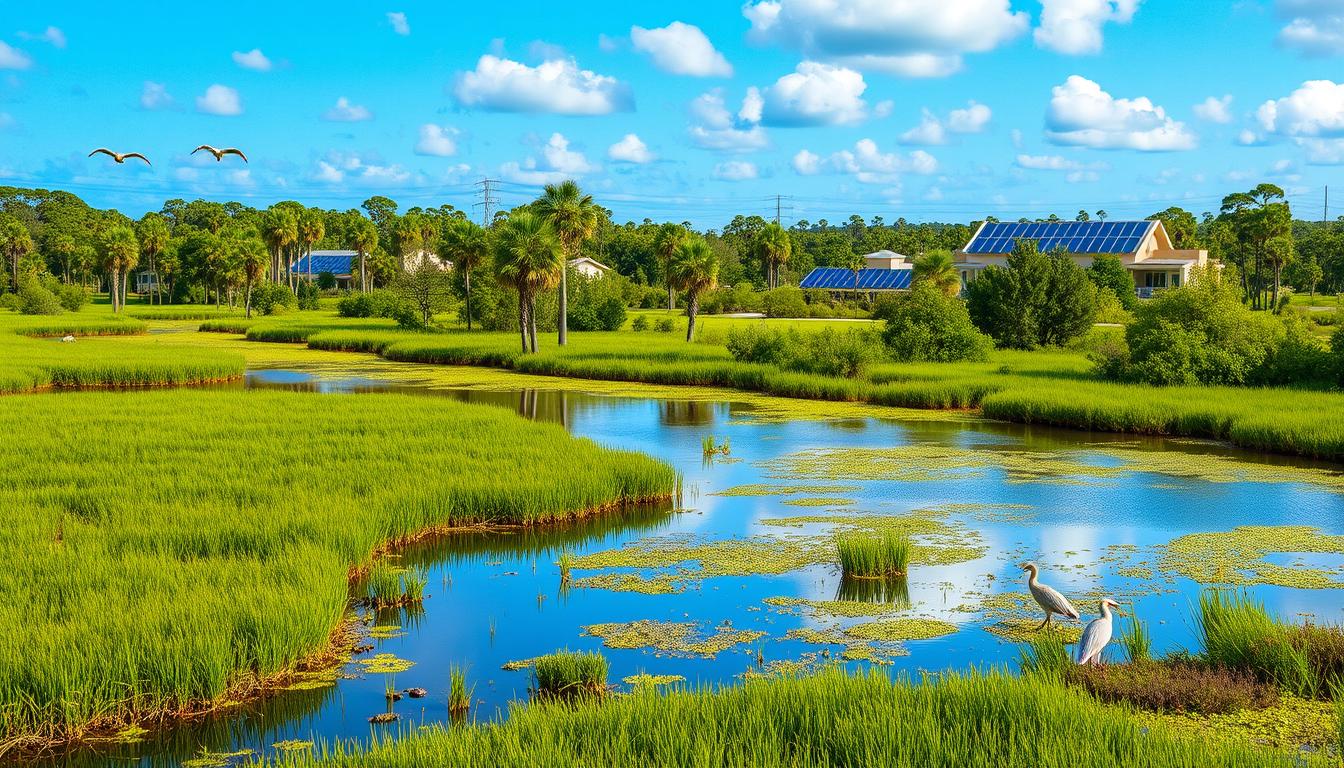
[0,389,675,750]
[836,531,911,578]
[285,668,1298,767]
[533,652,608,699]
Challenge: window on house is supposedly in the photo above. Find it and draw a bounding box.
[1171,272,1181,287]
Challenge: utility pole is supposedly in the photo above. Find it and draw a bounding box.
[473,178,498,227]
[1325,186,1329,224]
[771,194,793,225]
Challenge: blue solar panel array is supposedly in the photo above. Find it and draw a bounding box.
[963,221,1154,255]
[290,252,355,274]
[800,267,913,291]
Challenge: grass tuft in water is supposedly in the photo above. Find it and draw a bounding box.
[836,531,911,578]
[1120,610,1151,663]
[533,651,608,699]
[448,666,473,720]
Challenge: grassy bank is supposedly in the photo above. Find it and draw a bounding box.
[200,312,1344,461]
[0,389,675,752]
[283,669,1296,767]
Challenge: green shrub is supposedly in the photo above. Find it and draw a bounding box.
[51,283,88,312]
[762,286,807,318]
[337,290,405,319]
[18,283,63,315]
[881,283,992,363]
[251,283,298,315]
[316,271,337,291]
[724,325,790,366]
[296,281,322,310]
[0,292,20,312]
[1257,313,1334,387]
[654,317,675,333]
[725,325,883,379]
[1087,255,1137,310]
[630,315,649,332]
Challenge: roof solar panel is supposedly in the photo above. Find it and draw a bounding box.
[963,220,1156,255]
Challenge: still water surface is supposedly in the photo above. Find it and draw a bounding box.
[61,368,1344,766]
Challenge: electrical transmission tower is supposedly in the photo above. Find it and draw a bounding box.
[473,178,499,226]
[771,194,794,225]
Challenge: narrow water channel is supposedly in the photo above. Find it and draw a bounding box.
[52,368,1344,767]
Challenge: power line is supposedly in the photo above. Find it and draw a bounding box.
[771,194,793,225]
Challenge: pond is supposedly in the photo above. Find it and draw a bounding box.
[56,368,1344,767]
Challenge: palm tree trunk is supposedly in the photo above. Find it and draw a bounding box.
[121,272,129,310]
[245,280,253,318]
[529,294,539,353]
[685,293,698,342]
[558,264,569,346]
[465,271,472,331]
[518,290,528,352]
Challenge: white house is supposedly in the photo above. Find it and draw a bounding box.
[957,220,1212,297]
[569,257,611,278]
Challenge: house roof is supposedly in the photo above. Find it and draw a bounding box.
[800,267,913,291]
[963,220,1157,256]
[291,250,355,275]
[569,256,611,271]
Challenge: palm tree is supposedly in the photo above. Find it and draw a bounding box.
[440,218,489,330]
[136,214,169,304]
[49,234,76,285]
[298,209,325,286]
[349,218,378,292]
[391,214,424,273]
[261,208,298,285]
[494,211,564,353]
[0,217,34,293]
[756,222,791,289]
[912,250,961,297]
[533,180,598,346]
[238,235,268,317]
[653,222,687,310]
[669,237,719,342]
[102,226,138,313]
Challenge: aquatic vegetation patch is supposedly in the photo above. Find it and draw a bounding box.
[182,747,254,767]
[571,572,683,595]
[356,654,416,675]
[836,531,911,578]
[1160,526,1344,589]
[1133,693,1339,750]
[763,596,903,619]
[583,620,765,658]
[533,652,608,698]
[845,618,958,643]
[622,673,685,687]
[274,740,315,752]
[781,497,856,507]
[713,484,863,497]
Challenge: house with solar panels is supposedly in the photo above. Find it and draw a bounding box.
[290,251,358,288]
[799,250,914,295]
[958,220,1212,298]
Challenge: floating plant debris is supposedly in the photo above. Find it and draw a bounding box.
[583,620,765,658]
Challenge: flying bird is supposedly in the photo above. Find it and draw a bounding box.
[88,148,150,165]
[1076,598,1122,666]
[192,145,248,163]
[1022,562,1080,630]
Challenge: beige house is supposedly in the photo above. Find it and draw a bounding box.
[957,220,1212,298]
[569,256,612,278]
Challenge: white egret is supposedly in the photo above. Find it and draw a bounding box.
[1022,562,1079,630]
[191,145,249,163]
[1076,598,1122,666]
[88,148,151,165]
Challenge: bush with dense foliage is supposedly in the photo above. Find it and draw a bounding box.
[296,280,322,311]
[880,283,993,363]
[761,286,808,318]
[17,282,63,315]
[250,283,298,316]
[726,325,884,379]
[567,272,628,331]
[1094,273,1314,386]
[337,289,405,319]
[1087,255,1138,310]
[966,240,1099,349]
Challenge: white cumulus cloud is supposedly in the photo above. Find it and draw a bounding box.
[232,49,271,71]
[1256,80,1344,137]
[18,26,65,49]
[415,124,458,156]
[900,101,991,145]
[501,133,597,184]
[1035,0,1141,55]
[323,96,373,122]
[1193,95,1234,124]
[760,61,867,126]
[1276,0,1344,56]
[1015,154,1110,182]
[1045,75,1196,150]
[0,41,32,70]
[630,22,732,77]
[196,84,242,116]
[454,55,633,115]
[140,81,174,110]
[792,139,937,183]
[608,133,655,163]
[743,0,1029,78]
[387,12,410,36]
[688,89,769,152]
[314,152,413,185]
[714,160,758,181]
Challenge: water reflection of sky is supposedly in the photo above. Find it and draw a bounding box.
[72,371,1344,768]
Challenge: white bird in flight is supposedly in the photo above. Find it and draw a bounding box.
[1022,562,1080,630]
[1076,598,1122,666]
[88,148,150,165]
[192,145,248,163]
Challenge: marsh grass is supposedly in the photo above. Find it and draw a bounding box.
[1198,591,1315,697]
[1121,612,1152,663]
[448,666,472,720]
[0,390,674,749]
[1019,633,1071,677]
[287,669,1294,767]
[835,531,911,578]
[556,551,575,585]
[533,652,608,699]
[1066,660,1279,715]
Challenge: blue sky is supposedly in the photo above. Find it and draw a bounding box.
[1,1,1342,227]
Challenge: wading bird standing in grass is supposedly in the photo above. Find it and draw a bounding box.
[191,145,248,162]
[1022,562,1079,630]
[88,148,150,165]
[1076,598,1122,666]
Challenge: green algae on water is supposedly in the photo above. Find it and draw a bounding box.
[714,484,863,497]
[583,620,765,658]
[845,618,958,642]
[764,596,903,618]
[1158,526,1344,589]
[622,673,686,687]
[781,497,856,507]
[356,653,416,675]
